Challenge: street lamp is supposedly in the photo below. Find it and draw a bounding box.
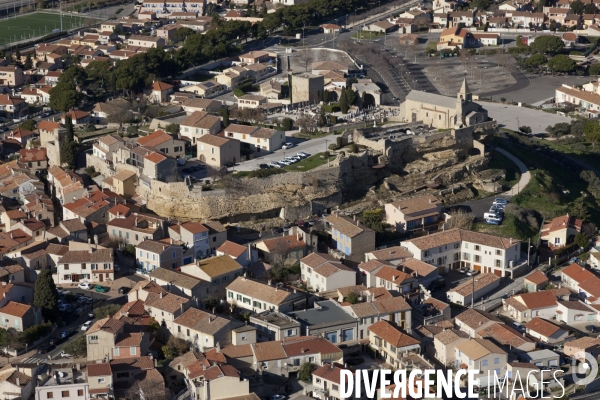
[302,26,305,46]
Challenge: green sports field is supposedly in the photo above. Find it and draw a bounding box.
[0,12,100,47]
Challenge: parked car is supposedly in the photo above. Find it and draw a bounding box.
[494,198,508,206]
[466,269,480,276]
[118,287,130,294]
[78,282,91,290]
[259,164,271,169]
[94,285,109,293]
[269,162,282,168]
[65,305,75,313]
[458,268,468,273]
[81,320,94,331]
[512,322,525,332]
[270,396,286,400]
[486,218,501,225]
[37,344,54,354]
[60,350,72,358]
[586,325,598,333]
[60,329,73,339]
[282,142,294,149]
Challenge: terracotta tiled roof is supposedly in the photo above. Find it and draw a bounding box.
[252,341,287,362]
[515,291,558,309]
[87,362,112,376]
[368,246,413,261]
[217,240,247,258]
[300,252,340,268]
[325,214,374,237]
[109,356,154,372]
[455,338,507,360]
[368,320,420,348]
[375,265,412,284]
[19,148,46,163]
[136,130,173,147]
[525,317,565,338]
[174,308,232,335]
[480,323,533,348]
[561,263,596,284]
[559,300,595,312]
[87,317,125,335]
[115,332,144,347]
[150,268,205,290]
[455,308,503,330]
[0,301,30,317]
[405,228,519,250]
[312,363,348,383]
[196,255,242,278]
[180,221,208,234]
[525,270,549,285]
[221,344,253,358]
[390,194,441,215]
[145,292,189,314]
[448,273,500,297]
[226,276,300,305]
[152,81,174,91]
[434,328,469,345]
[197,134,233,147]
[282,336,342,357]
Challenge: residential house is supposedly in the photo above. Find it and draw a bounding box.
[454,339,508,385]
[18,148,47,173]
[524,270,549,292]
[502,290,558,322]
[254,234,307,265]
[237,94,268,109]
[290,300,357,344]
[324,214,376,263]
[541,214,583,249]
[184,363,247,400]
[55,246,114,285]
[437,26,474,49]
[374,265,419,298]
[556,300,597,324]
[223,124,285,153]
[401,228,524,277]
[0,301,41,331]
[216,241,255,267]
[321,24,342,34]
[179,256,244,298]
[87,362,113,399]
[86,317,126,361]
[144,292,191,332]
[522,349,562,367]
[136,130,185,159]
[238,51,270,64]
[126,35,165,48]
[179,111,222,145]
[432,328,470,366]
[45,219,88,244]
[34,366,89,400]
[385,194,444,233]
[0,65,24,87]
[249,310,301,341]
[107,212,166,246]
[478,322,536,353]
[47,166,87,204]
[311,363,348,400]
[368,320,420,368]
[151,81,174,103]
[101,169,137,198]
[448,273,501,306]
[299,252,355,292]
[0,366,34,400]
[61,110,91,126]
[226,276,307,313]
[180,81,226,98]
[524,317,569,343]
[564,337,600,360]
[345,296,413,341]
[181,97,223,113]
[172,307,244,350]
[149,267,209,299]
[136,240,183,272]
[455,308,504,337]
[197,134,240,168]
[365,246,413,265]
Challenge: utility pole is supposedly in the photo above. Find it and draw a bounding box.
[527,237,531,268]
[471,274,475,309]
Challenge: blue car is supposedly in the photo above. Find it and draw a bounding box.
[486,218,501,225]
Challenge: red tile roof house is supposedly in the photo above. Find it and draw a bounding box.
[150,81,174,103]
[541,214,583,249]
[0,301,42,331]
[18,148,47,172]
[61,110,91,126]
[525,317,569,344]
[559,263,600,304]
[502,290,559,322]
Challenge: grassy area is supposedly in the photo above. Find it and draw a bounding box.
[76,128,117,140]
[487,151,521,191]
[0,12,99,45]
[282,153,336,172]
[291,131,331,139]
[494,133,600,226]
[535,138,600,172]
[351,31,382,40]
[473,213,540,242]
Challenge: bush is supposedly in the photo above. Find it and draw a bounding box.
[321,104,341,113]
[299,362,317,382]
[330,115,338,124]
[95,304,122,319]
[233,88,244,97]
[554,242,577,257]
[281,117,293,131]
[126,126,139,136]
[20,322,52,344]
[63,335,86,357]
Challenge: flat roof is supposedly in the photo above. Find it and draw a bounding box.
[289,300,355,328]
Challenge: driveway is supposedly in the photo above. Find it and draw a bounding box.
[483,102,572,135]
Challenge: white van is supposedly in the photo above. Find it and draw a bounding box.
[484,212,502,220]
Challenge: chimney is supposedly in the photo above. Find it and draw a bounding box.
[170,238,173,244]
[510,238,513,244]
[429,198,432,204]
[10,233,13,239]
[353,215,356,221]
[392,275,397,281]
[16,378,19,387]
[117,211,120,218]
[160,292,163,299]
[268,280,272,286]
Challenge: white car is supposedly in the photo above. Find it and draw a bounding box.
[493,198,508,206]
[60,350,72,358]
[269,162,282,168]
[78,282,91,290]
[282,142,294,149]
[81,320,94,331]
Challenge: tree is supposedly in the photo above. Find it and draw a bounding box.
[165,123,179,135]
[281,117,293,131]
[49,83,81,112]
[347,291,359,304]
[525,54,547,67]
[65,116,74,142]
[583,3,598,13]
[546,122,570,137]
[233,88,244,97]
[296,114,317,132]
[218,107,230,127]
[299,362,317,382]
[446,209,474,230]
[361,209,389,233]
[584,120,600,148]
[547,55,576,72]
[591,64,600,76]
[33,270,59,322]
[95,303,122,319]
[531,35,564,54]
[161,336,189,360]
[570,0,585,14]
[173,27,194,43]
[575,232,589,248]
[19,119,36,131]
[60,141,77,168]
[63,335,87,357]
[24,53,33,70]
[519,126,532,134]
[471,0,490,9]
[297,46,314,72]
[339,87,349,113]
[345,87,357,108]
[59,65,87,88]
[148,318,160,333]
[570,200,590,221]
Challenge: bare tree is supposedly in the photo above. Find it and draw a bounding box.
[445,209,474,230]
[295,114,318,132]
[271,239,290,267]
[297,46,314,72]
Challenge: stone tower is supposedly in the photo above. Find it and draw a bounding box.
[455,78,472,127]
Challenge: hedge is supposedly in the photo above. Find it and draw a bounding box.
[322,104,341,113]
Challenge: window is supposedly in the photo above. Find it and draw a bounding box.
[228,291,233,299]
[61,391,70,398]
[463,252,470,261]
[77,390,83,396]
[131,347,137,355]
[454,243,460,249]
[482,360,488,367]
[253,301,262,309]
[236,294,242,301]
[495,259,501,267]
[172,251,176,259]
[475,245,480,251]
[97,378,105,383]
[47,393,53,399]
[495,249,502,256]
[243,297,251,304]
[114,347,120,356]
[468,359,472,366]
[474,255,480,263]
[332,385,339,391]
[494,358,500,364]
[64,264,69,270]
[89,336,98,342]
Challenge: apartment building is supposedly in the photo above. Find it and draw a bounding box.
[226,276,306,313]
[135,240,183,272]
[149,267,210,299]
[136,130,185,159]
[311,363,348,400]
[250,310,301,341]
[402,228,524,277]
[454,338,508,385]
[447,273,501,306]
[86,317,126,361]
[144,292,191,332]
[299,252,355,292]
[197,134,240,168]
[223,124,285,153]
[0,65,24,87]
[55,247,114,285]
[179,111,222,145]
[107,213,166,246]
[172,307,244,350]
